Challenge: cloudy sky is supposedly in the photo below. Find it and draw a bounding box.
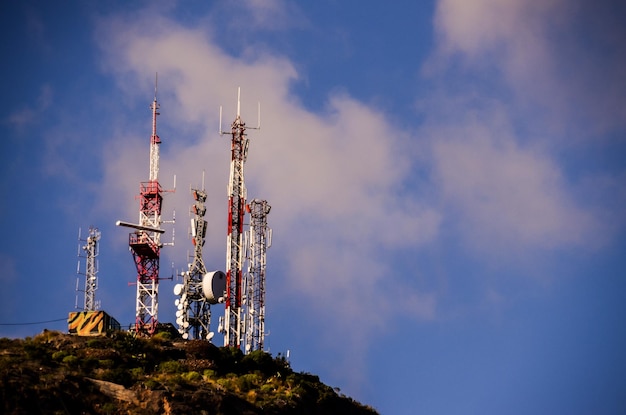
[1,1,625,413]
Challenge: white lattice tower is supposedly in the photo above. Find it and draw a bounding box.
[243,199,271,353]
[175,188,212,340]
[76,226,101,311]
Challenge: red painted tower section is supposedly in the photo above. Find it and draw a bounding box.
[219,89,258,348]
[119,79,173,336]
[224,98,248,348]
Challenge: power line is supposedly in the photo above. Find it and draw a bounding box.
[0,318,67,326]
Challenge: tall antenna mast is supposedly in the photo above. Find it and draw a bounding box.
[242,199,272,353]
[75,226,101,311]
[116,74,174,336]
[150,73,160,182]
[218,88,259,348]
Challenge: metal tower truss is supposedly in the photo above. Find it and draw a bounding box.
[242,199,272,353]
[75,226,101,311]
[218,88,259,348]
[174,187,224,341]
[117,78,174,336]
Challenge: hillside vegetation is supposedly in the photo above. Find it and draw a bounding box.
[0,330,378,415]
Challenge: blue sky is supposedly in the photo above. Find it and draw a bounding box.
[1,1,625,413]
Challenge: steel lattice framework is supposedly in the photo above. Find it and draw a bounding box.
[219,89,260,348]
[117,81,174,336]
[242,199,272,353]
[131,94,163,336]
[176,188,212,340]
[76,226,101,311]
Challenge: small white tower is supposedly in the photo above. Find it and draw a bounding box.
[75,226,101,311]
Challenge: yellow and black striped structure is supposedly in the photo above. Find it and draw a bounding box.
[68,311,121,336]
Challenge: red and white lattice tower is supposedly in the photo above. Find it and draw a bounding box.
[242,199,272,353]
[218,88,259,348]
[117,78,174,336]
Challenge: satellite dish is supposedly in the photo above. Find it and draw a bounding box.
[177,303,184,310]
[176,310,183,318]
[182,333,189,340]
[183,321,190,328]
[175,299,180,306]
[206,332,215,341]
[173,284,184,296]
[202,271,226,304]
[176,317,183,326]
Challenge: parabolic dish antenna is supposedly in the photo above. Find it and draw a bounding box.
[173,283,184,296]
[202,270,226,304]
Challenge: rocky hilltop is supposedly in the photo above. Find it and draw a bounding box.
[0,330,377,415]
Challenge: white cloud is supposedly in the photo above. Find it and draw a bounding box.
[422,0,623,261]
[423,100,601,259]
[237,0,307,31]
[430,0,626,137]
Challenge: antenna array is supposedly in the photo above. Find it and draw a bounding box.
[218,88,261,348]
[174,184,225,341]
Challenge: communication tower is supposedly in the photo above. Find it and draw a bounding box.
[218,88,259,348]
[174,181,226,340]
[116,76,175,336]
[242,199,272,353]
[75,226,101,311]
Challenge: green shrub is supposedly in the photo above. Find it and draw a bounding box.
[23,340,50,361]
[181,371,202,382]
[216,377,235,390]
[62,355,79,367]
[130,367,145,380]
[87,338,104,348]
[52,350,69,361]
[241,350,277,376]
[237,373,262,392]
[260,383,275,393]
[152,331,172,342]
[217,347,243,374]
[158,360,183,374]
[144,379,161,390]
[203,369,216,379]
